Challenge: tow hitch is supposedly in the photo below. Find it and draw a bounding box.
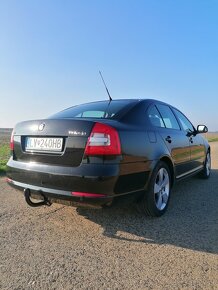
[24,188,52,207]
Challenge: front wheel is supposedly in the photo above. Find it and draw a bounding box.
[199,151,211,179]
[138,161,171,217]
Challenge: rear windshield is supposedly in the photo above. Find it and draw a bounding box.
[49,100,135,119]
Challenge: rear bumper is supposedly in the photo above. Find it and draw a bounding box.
[7,178,113,206]
[7,157,120,194]
[6,157,154,206]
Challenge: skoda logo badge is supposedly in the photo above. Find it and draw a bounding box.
[38,123,45,131]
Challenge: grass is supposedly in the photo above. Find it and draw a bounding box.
[207,137,218,142]
[0,129,12,175]
[202,132,218,143]
[0,144,10,175]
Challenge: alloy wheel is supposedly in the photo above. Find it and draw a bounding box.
[206,152,211,176]
[154,168,170,210]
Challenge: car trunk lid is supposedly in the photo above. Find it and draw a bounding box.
[12,119,95,167]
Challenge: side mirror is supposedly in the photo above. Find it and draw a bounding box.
[197,125,208,134]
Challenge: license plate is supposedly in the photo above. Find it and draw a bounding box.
[25,137,63,152]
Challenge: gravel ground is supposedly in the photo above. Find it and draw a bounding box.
[0,143,218,290]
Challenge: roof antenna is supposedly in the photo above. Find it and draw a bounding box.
[99,71,112,102]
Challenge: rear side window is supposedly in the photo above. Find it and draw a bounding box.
[147,106,165,128]
[49,100,135,119]
[156,104,180,130]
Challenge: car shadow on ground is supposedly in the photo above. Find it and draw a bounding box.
[76,169,218,254]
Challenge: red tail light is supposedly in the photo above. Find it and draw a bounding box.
[10,130,14,150]
[85,122,121,155]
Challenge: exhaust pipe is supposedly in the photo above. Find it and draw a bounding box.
[24,188,52,207]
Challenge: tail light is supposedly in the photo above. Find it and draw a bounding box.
[85,122,121,155]
[10,130,14,150]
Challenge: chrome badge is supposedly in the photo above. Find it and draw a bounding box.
[38,123,45,131]
[68,130,87,136]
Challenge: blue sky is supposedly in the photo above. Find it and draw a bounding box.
[0,0,217,130]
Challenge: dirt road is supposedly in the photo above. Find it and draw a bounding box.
[0,144,218,290]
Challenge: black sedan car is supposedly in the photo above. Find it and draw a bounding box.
[7,99,211,217]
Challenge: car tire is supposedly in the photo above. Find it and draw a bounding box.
[199,151,211,179]
[139,161,171,217]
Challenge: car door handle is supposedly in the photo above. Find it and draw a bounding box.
[165,136,172,143]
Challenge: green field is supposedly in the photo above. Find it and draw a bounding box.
[204,133,218,142]
[0,129,12,175]
[0,144,10,175]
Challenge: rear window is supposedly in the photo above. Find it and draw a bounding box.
[49,100,135,119]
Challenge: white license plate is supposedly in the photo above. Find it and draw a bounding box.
[25,137,63,152]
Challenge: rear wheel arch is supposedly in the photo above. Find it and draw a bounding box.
[160,156,175,187]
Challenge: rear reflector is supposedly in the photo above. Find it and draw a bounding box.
[10,130,14,150]
[85,122,121,155]
[71,192,106,198]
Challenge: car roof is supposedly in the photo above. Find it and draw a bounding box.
[74,98,172,106]
[61,98,178,114]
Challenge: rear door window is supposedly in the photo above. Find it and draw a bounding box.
[156,104,180,130]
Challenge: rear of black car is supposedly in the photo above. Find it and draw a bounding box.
[7,100,153,207]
